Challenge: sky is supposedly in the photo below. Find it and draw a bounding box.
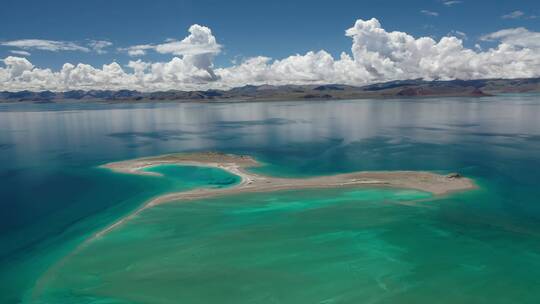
[1,0,539,91]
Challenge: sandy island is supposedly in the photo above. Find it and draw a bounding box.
[93,152,474,239]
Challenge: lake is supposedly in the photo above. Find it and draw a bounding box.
[1,96,540,303]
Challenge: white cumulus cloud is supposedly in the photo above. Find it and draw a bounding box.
[121,25,221,58]
[2,18,540,92]
[120,25,221,80]
[154,24,221,56]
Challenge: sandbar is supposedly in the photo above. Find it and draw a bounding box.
[104,152,474,198]
[94,152,475,239]
[105,151,476,201]
[105,152,473,218]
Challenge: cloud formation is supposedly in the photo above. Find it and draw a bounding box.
[448,30,467,40]
[501,10,537,20]
[502,10,525,19]
[121,24,220,59]
[1,39,113,54]
[1,39,90,52]
[155,25,221,56]
[481,27,540,49]
[9,50,31,56]
[421,10,439,17]
[88,40,113,54]
[443,1,462,7]
[2,18,540,91]
[122,44,154,57]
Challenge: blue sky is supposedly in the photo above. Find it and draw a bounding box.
[1,0,540,91]
[1,0,538,69]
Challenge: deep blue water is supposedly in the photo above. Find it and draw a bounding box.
[1,96,540,303]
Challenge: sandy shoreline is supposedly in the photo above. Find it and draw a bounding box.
[93,152,475,239]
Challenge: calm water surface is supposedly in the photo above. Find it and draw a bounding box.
[1,96,540,303]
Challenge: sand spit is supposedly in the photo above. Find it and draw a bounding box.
[93,152,474,239]
[104,151,474,204]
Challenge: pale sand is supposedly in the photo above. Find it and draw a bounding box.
[94,151,475,239]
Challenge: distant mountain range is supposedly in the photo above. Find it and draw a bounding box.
[1,78,540,103]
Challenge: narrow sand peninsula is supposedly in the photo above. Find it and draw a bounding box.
[94,152,474,239]
[104,152,474,197]
[30,152,477,300]
[109,152,472,203]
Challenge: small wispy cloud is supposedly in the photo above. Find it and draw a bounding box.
[1,39,113,54]
[421,10,439,17]
[1,39,90,52]
[501,10,537,20]
[443,1,462,7]
[448,30,467,40]
[9,50,31,56]
[88,40,113,54]
[502,10,525,19]
[119,44,155,57]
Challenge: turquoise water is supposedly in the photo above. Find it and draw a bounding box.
[141,164,240,189]
[1,96,540,303]
[33,189,434,303]
[0,163,239,303]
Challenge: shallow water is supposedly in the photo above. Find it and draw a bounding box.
[1,96,540,303]
[34,189,434,304]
